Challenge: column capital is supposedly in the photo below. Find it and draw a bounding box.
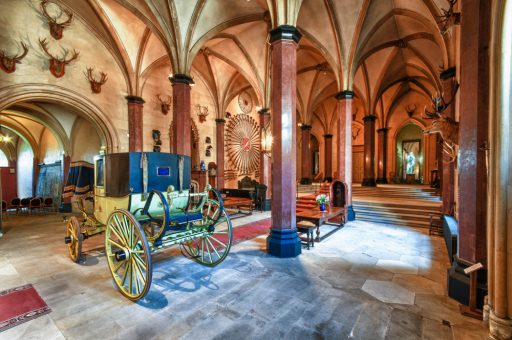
[323,134,333,139]
[440,67,456,80]
[269,25,302,44]
[377,127,389,133]
[335,91,354,100]
[215,118,226,124]
[363,115,377,122]
[300,124,312,131]
[126,95,145,104]
[258,107,270,115]
[169,74,194,85]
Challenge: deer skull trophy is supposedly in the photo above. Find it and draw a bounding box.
[156,94,172,115]
[41,0,73,40]
[0,42,29,74]
[39,38,79,78]
[423,83,460,162]
[85,67,108,93]
[438,0,460,35]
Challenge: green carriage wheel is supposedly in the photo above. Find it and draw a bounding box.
[65,216,83,263]
[180,197,233,267]
[105,209,152,301]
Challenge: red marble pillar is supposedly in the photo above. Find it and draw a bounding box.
[447,0,490,309]
[457,0,489,265]
[259,108,271,203]
[267,25,302,258]
[376,128,388,184]
[215,118,225,189]
[170,74,192,157]
[126,96,144,152]
[335,91,355,220]
[300,124,312,182]
[440,68,456,215]
[323,134,333,180]
[362,115,377,186]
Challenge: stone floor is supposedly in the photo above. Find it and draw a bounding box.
[0,212,487,340]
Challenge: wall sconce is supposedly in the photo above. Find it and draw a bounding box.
[0,134,12,143]
[261,122,272,154]
[195,104,209,123]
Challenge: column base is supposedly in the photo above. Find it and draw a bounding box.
[59,203,72,213]
[361,178,377,187]
[447,259,487,309]
[489,308,512,340]
[347,205,356,221]
[266,228,301,258]
[376,177,388,184]
[261,199,272,211]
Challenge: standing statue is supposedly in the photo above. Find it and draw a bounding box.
[406,152,415,174]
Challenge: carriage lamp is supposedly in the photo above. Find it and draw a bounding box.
[261,123,272,154]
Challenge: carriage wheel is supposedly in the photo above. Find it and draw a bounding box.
[65,216,83,263]
[105,209,152,301]
[180,192,232,267]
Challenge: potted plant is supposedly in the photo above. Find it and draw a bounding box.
[315,194,329,212]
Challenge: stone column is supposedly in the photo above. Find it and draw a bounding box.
[376,128,388,184]
[267,25,302,258]
[259,108,271,207]
[32,157,40,196]
[300,124,312,182]
[440,68,457,215]
[362,115,377,186]
[323,134,333,181]
[335,91,355,220]
[126,96,144,152]
[170,74,192,157]
[486,1,512,338]
[447,0,490,310]
[215,118,225,189]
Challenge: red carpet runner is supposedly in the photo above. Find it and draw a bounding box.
[232,218,271,245]
[0,284,51,332]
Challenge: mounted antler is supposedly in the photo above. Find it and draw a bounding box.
[41,0,73,40]
[39,38,79,78]
[195,104,209,123]
[437,0,460,35]
[0,42,29,74]
[156,94,172,115]
[422,85,460,162]
[405,104,416,117]
[85,67,107,93]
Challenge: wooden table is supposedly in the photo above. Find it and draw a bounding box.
[296,206,345,242]
[222,197,253,219]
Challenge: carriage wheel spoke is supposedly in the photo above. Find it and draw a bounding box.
[112,216,129,246]
[107,238,124,250]
[206,237,221,260]
[209,235,227,249]
[204,237,213,263]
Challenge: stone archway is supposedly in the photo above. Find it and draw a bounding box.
[0,84,118,152]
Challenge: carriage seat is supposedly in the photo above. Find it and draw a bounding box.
[168,211,203,225]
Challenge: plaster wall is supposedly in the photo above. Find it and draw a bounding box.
[39,129,61,164]
[0,0,126,151]
[16,139,33,197]
[71,118,101,163]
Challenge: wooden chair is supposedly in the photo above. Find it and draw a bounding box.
[19,197,31,214]
[43,197,54,213]
[9,197,20,215]
[1,200,7,219]
[29,198,42,215]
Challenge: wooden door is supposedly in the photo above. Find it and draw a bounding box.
[352,151,364,183]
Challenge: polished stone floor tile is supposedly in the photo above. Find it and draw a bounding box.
[0,213,488,339]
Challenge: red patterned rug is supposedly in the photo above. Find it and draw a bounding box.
[232,218,271,245]
[0,284,51,332]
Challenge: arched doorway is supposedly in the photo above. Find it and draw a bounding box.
[395,123,423,183]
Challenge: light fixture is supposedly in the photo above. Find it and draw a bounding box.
[261,121,272,154]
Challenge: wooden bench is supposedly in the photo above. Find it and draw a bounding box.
[222,188,254,218]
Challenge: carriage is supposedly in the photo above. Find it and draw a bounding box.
[64,152,233,301]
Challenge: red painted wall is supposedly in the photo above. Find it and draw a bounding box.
[1,167,17,203]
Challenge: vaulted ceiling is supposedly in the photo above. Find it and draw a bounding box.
[55,0,457,128]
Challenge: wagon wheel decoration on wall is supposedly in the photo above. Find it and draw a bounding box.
[225,114,260,175]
